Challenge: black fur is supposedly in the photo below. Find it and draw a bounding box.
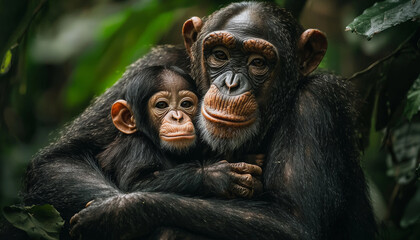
[22,2,376,240]
[183,2,375,239]
[22,47,233,239]
[67,2,376,240]
[23,46,189,219]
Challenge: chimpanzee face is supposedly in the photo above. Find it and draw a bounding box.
[182,11,279,152]
[147,70,198,151]
[198,30,278,150]
[182,7,327,152]
[111,69,198,152]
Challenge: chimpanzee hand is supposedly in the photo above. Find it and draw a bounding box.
[243,153,265,167]
[69,193,156,240]
[203,160,262,199]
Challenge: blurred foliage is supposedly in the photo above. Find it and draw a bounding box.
[65,2,178,110]
[0,50,12,74]
[345,1,420,238]
[0,0,419,239]
[349,30,420,136]
[3,204,63,240]
[404,75,420,121]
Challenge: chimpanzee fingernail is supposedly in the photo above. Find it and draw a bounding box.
[85,200,94,207]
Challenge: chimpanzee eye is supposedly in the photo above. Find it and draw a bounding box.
[155,101,168,109]
[212,49,228,60]
[251,58,266,67]
[181,100,193,108]
[207,47,230,68]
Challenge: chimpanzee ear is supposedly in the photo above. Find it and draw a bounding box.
[111,100,137,134]
[297,29,327,76]
[182,16,203,57]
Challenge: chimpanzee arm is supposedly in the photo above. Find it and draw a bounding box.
[130,160,262,198]
[100,135,262,199]
[24,153,120,221]
[69,192,302,240]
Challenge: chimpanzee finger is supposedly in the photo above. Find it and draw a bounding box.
[229,172,253,188]
[230,162,262,176]
[69,226,78,239]
[69,213,85,239]
[69,214,80,239]
[243,154,265,166]
[231,184,253,198]
[255,154,265,166]
[69,224,82,240]
[85,200,94,208]
[69,213,79,226]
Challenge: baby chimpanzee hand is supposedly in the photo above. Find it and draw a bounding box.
[202,160,262,198]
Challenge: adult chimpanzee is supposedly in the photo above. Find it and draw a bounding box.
[70,2,376,240]
[23,63,262,239]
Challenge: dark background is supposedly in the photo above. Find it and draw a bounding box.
[1,0,419,239]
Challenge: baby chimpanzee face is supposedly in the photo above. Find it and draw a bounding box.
[111,68,199,152]
[147,70,198,151]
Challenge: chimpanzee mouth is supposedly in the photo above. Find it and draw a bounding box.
[161,134,195,142]
[201,106,256,127]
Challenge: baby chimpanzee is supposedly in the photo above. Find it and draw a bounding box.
[97,65,262,198]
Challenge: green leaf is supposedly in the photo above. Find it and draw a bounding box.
[0,50,12,74]
[404,74,420,121]
[401,185,420,228]
[346,0,420,39]
[3,204,64,240]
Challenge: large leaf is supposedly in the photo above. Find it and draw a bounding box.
[346,0,420,39]
[3,204,64,240]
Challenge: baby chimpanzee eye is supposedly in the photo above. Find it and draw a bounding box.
[156,101,169,109]
[180,101,193,108]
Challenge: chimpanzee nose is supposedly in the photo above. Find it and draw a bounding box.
[171,111,183,122]
[225,74,240,91]
[213,71,251,96]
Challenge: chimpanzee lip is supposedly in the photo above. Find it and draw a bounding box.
[201,105,256,127]
[161,134,195,142]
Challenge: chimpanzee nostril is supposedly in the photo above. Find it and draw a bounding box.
[225,75,239,91]
[171,111,183,122]
[225,74,238,87]
[212,71,251,96]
